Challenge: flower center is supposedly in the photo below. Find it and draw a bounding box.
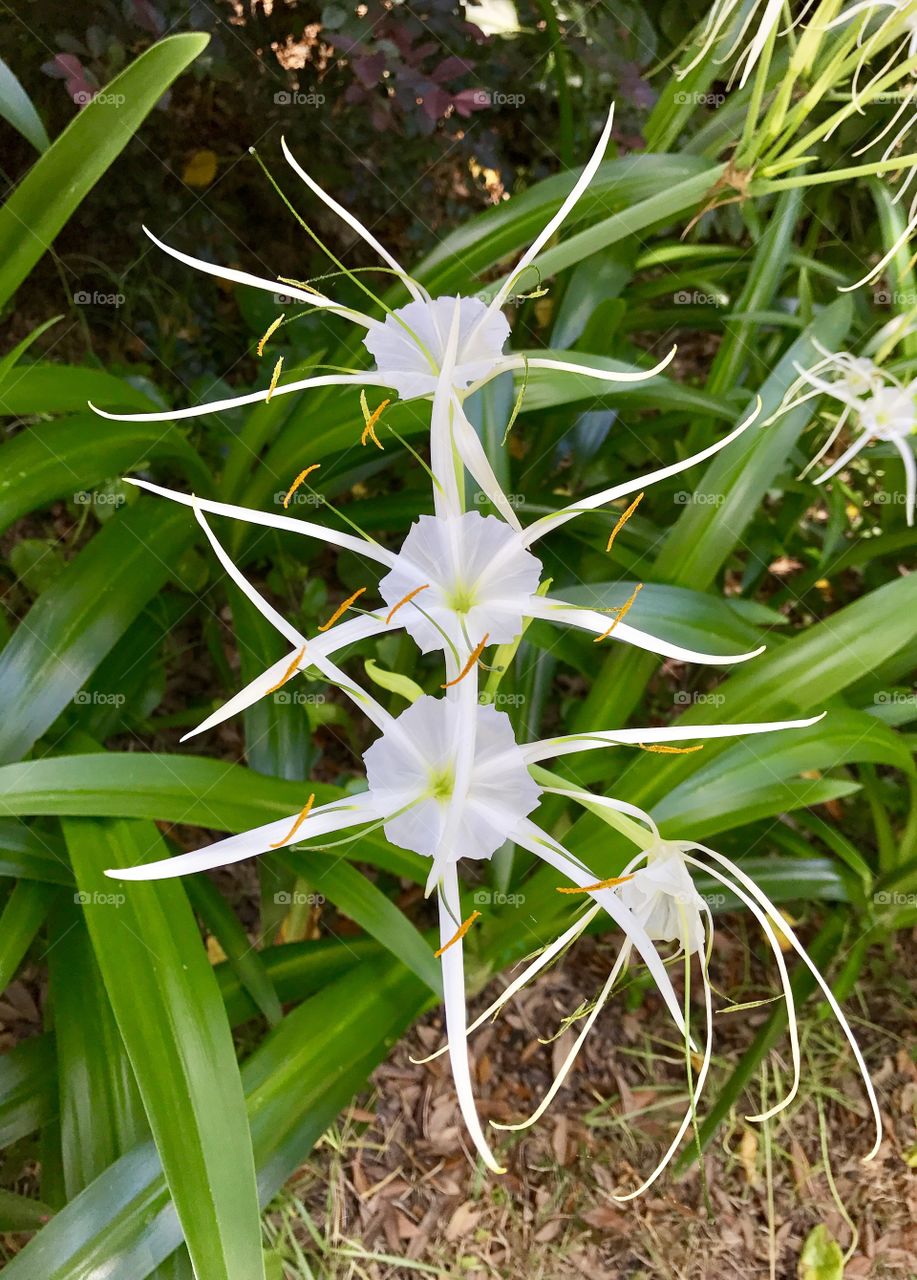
[428,765,455,802]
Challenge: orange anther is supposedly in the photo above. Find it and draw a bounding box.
[606,491,644,553]
[269,794,315,848]
[594,583,643,642]
[283,465,320,509]
[361,396,389,449]
[556,874,635,894]
[441,634,489,688]
[434,910,481,957]
[317,586,367,632]
[266,355,284,402]
[265,646,306,694]
[385,583,430,625]
[257,314,285,357]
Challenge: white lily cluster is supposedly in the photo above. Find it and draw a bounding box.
[776,339,916,521]
[101,109,882,1185]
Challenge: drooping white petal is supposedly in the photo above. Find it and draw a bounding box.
[90,372,384,423]
[694,843,883,1158]
[451,395,522,531]
[522,713,824,765]
[437,863,505,1173]
[429,302,466,520]
[485,104,615,316]
[510,817,690,1042]
[492,939,632,1133]
[106,791,381,880]
[123,477,395,566]
[891,434,916,526]
[141,226,376,328]
[193,504,394,734]
[527,596,765,666]
[181,614,391,742]
[812,433,871,484]
[521,397,762,546]
[682,852,800,1122]
[613,907,714,1201]
[839,201,917,292]
[412,903,602,1066]
[281,137,428,306]
[476,346,678,389]
[798,408,850,480]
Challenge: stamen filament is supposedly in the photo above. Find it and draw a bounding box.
[605,491,644,552]
[594,583,643,642]
[434,910,481,957]
[556,874,635,894]
[441,634,489,688]
[256,314,285,357]
[265,646,306,694]
[385,582,430,624]
[317,586,367,632]
[269,793,315,848]
[638,743,705,754]
[283,464,320,509]
[266,356,284,402]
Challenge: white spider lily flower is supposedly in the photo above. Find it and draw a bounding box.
[89,105,677,439]
[478,823,881,1195]
[105,606,818,1178]
[677,0,813,90]
[123,393,766,743]
[777,349,917,520]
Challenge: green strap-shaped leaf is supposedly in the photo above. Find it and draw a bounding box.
[48,901,147,1196]
[0,417,208,534]
[0,879,58,989]
[1,957,429,1280]
[0,34,209,308]
[0,753,426,882]
[63,816,264,1280]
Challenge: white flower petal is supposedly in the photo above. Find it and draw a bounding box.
[521,397,762,546]
[363,295,510,400]
[528,596,766,666]
[437,863,505,1172]
[182,615,391,742]
[106,792,381,880]
[141,225,375,328]
[486,104,615,315]
[281,138,427,305]
[123,477,395,566]
[511,817,690,1042]
[90,372,382,423]
[523,713,825,764]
